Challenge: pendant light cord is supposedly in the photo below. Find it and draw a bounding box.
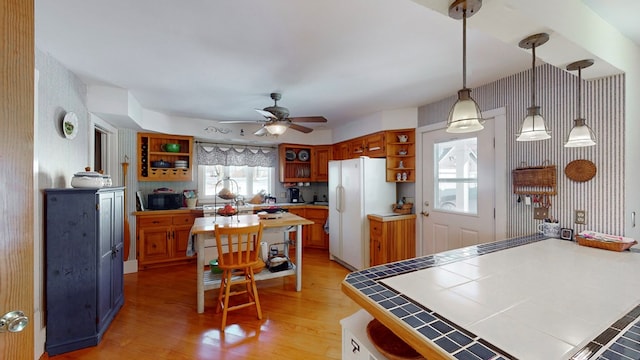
[462,8,467,89]
[531,44,536,107]
[577,67,582,118]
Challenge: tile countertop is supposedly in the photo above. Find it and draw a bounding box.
[342,236,640,360]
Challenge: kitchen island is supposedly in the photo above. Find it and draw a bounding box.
[342,235,640,359]
[191,213,313,313]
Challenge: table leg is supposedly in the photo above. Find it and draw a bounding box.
[197,233,205,313]
[296,224,302,291]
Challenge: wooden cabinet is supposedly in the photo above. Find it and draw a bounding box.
[368,214,416,267]
[304,207,329,249]
[385,128,416,183]
[312,145,332,182]
[348,133,384,158]
[279,144,313,182]
[136,211,198,269]
[279,143,332,182]
[45,188,124,355]
[333,141,350,161]
[283,207,328,249]
[137,132,193,181]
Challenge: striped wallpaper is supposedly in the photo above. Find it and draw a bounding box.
[419,63,625,238]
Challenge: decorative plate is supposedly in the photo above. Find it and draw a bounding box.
[564,159,596,182]
[285,149,296,161]
[297,149,310,162]
[62,112,78,139]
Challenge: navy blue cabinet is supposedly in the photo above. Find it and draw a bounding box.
[45,187,125,356]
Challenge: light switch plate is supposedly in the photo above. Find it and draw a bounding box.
[534,207,549,220]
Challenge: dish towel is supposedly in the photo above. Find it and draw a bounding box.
[186,229,196,257]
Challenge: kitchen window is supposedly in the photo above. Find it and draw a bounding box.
[197,165,274,201]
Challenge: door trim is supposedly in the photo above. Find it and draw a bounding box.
[415,107,506,256]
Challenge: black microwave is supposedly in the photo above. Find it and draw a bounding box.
[147,193,183,210]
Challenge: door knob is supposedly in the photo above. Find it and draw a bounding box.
[421,211,430,217]
[0,311,28,333]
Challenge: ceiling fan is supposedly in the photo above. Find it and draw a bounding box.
[221,93,327,136]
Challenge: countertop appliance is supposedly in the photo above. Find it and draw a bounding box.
[147,192,182,210]
[329,157,396,270]
[288,187,302,203]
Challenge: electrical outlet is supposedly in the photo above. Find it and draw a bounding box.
[280,192,286,198]
[575,210,586,224]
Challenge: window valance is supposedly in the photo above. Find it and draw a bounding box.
[196,143,277,167]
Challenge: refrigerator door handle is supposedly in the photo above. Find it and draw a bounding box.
[336,185,343,212]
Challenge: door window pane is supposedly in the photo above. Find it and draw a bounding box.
[434,137,478,214]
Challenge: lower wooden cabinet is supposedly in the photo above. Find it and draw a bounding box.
[286,207,329,249]
[136,211,200,269]
[368,214,416,267]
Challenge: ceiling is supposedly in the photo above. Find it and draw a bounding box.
[35,0,639,135]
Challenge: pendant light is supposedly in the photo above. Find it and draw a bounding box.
[516,33,551,141]
[446,0,484,133]
[564,59,596,147]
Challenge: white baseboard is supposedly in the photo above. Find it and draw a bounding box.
[124,259,138,274]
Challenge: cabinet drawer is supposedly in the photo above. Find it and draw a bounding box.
[173,215,195,225]
[138,216,172,227]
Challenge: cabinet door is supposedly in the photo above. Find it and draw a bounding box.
[305,208,328,249]
[333,141,350,160]
[173,224,193,258]
[312,146,332,182]
[97,192,115,330]
[365,132,386,158]
[287,208,306,243]
[369,220,385,266]
[139,226,171,262]
[388,218,416,262]
[349,137,366,158]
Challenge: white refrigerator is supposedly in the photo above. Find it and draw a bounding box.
[328,157,396,270]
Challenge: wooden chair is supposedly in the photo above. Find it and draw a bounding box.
[214,223,264,329]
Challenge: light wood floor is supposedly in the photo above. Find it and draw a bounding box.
[49,248,361,360]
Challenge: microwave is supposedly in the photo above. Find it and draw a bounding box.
[147,193,183,210]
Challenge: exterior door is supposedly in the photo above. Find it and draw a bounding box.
[421,112,501,255]
[1,1,35,358]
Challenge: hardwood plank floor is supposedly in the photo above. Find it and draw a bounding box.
[49,248,361,360]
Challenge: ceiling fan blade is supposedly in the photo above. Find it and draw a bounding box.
[289,123,314,133]
[256,109,277,119]
[254,127,268,136]
[219,120,264,124]
[289,116,327,123]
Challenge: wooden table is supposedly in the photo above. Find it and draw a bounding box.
[191,213,313,313]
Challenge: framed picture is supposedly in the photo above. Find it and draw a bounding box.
[560,228,574,241]
[136,191,145,211]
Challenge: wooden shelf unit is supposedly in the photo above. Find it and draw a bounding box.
[137,132,193,181]
[385,129,416,183]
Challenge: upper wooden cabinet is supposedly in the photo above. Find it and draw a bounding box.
[279,144,313,182]
[345,132,386,159]
[385,129,415,183]
[312,146,332,182]
[279,144,333,183]
[137,132,193,182]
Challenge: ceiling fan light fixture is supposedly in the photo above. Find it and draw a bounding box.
[446,0,484,134]
[517,106,551,141]
[447,88,484,133]
[265,122,288,136]
[564,59,596,148]
[517,33,551,142]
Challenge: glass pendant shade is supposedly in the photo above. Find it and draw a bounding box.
[565,118,596,147]
[564,59,596,148]
[447,88,484,133]
[265,123,288,135]
[516,106,551,141]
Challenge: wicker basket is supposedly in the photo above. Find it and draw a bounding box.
[393,203,413,215]
[512,164,557,195]
[575,236,637,252]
